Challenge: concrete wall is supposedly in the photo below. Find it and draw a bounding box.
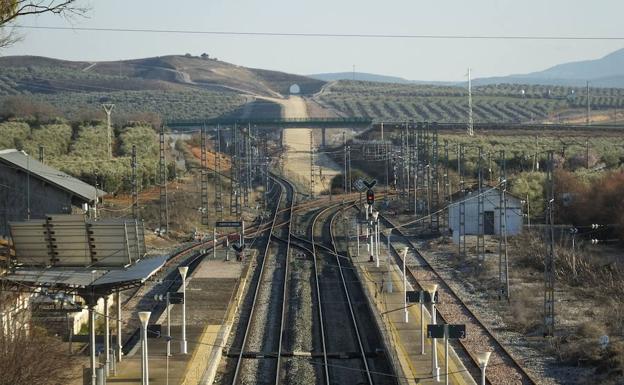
[448,189,523,237]
[0,164,74,237]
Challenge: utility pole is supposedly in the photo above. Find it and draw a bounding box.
[38,145,44,163]
[103,104,115,159]
[343,132,347,194]
[131,145,138,219]
[215,125,223,219]
[416,122,425,215]
[443,140,450,230]
[458,144,466,257]
[385,140,390,198]
[230,124,240,216]
[244,124,252,207]
[498,150,509,300]
[159,125,168,234]
[477,146,485,263]
[544,151,556,337]
[310,131,315,199]
[348,145,352,194]
[200,126,209,226]
[424,122,431,225]
[467,68,474,136]
[533,135,539,171]
[430,122,440,233]
[586,81,591,126]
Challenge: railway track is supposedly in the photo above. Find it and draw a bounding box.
[289,198,397,385]
[229,176,295,385]
[375,213,537,385]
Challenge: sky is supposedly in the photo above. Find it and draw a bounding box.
[2,0,624,81]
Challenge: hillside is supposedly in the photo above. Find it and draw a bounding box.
[0,55,326,121]
[316,80,624,123]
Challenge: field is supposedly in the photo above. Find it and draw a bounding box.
[316,80,624,123]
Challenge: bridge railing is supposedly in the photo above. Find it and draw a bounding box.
[166,117,373,127]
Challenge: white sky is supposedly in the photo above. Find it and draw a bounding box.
[2,0,623,81]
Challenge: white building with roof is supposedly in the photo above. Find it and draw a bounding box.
[448,187,523,244]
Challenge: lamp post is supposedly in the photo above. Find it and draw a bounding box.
[154,293,171,356]
[138,311,151,385]
[401,247,409,323]
[426,283,440,381]
[476,351,492,385]
[104,295,110,374]
[356,219,360,257]
[372,211,380,267]
[178,266,189,354]
[116,290,122,363]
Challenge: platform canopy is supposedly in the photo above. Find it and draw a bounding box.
[9,214,146,268]
[1,254,167,294]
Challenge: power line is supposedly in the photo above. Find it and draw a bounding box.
[12,25,624,41]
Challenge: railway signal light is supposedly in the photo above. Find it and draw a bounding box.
[366,189,375,205]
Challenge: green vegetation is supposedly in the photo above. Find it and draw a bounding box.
[0,120,164,194]
[317,80,624,123]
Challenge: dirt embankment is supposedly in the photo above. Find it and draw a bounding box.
[275,96,341,195]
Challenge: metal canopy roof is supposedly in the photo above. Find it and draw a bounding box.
[0,149,106,202]
[9,215,146,268]
[1,254,168,293]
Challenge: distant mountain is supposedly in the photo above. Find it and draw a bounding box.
[309,72,454,85]
[310,72,413,84]
[474,48,624,88]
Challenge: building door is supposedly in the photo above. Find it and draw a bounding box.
[484,211,495,235]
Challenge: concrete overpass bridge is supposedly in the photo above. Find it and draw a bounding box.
[166,117,373,146]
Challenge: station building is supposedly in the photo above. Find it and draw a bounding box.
[448,186,524,243]
[0,149,104,238]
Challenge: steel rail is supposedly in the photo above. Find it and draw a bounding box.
[311,201,374,385]
[231,179,287,385]
[272,176,296,385]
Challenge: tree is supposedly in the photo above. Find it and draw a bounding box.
[1,0,87,49]
[0,286,80,385]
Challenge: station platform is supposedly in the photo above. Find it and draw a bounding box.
[97,253,249,385]
[349,239,476,385]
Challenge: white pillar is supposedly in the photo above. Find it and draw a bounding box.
[431,302,440,381]
[402,248,408,323]
[139,311,151,385]
[420,291,425,355]
[104,296,110,374]
[89,304,97,385]
[356,223,360,257]
[166,293,171,357]
[445,333,450,385]
[179,266,189,354]
[476,352,491,385]
[376,220,381,267]
[116,291,122,362]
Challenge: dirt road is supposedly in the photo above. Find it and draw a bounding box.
[275,96,341,195]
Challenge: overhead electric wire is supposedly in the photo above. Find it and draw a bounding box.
[11,25,624,41]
